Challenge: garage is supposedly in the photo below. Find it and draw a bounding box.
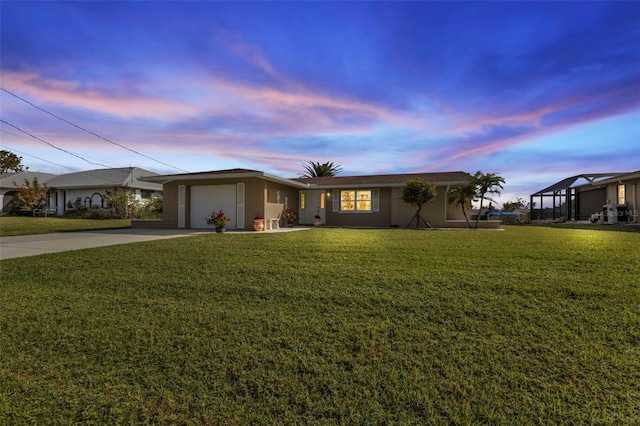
[190,184,238,229]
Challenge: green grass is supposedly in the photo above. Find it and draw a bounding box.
[1,227,639,424]
[537,222,640,233]
[0,216,131,236]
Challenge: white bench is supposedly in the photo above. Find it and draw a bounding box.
[265,202,284,230]
[33,207,57,217]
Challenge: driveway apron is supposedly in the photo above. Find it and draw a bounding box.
[0,229,203,260]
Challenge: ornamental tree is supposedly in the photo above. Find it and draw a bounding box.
[401,179,437,229]
[104,186,137,219]
[9,177,50,214]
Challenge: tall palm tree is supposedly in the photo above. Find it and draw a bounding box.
[301,161,343,178]
[471,171,505,229]
[447,183,477,228]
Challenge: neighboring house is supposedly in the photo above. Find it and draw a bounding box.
[0,171,56,214]
[530,170,640,223]
[137,168,501,230]
[45,167,163,215]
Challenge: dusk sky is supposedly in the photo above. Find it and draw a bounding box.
[1,1,639,205]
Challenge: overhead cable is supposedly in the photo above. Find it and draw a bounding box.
[1,128,125,168]
[0,119,112,168]
[1,138,142,185]
[1,87,190,173]
[0,143,78,171]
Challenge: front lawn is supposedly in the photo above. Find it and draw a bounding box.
[0,216,131,237]
[1,227,638,424]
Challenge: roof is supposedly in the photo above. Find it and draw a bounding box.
[141,168,261,181]
[296,171,472,188]
[139,168,310,188]
[46,167,162,191]
[0,171,56,189]
[531,173,630,195]
[140,169,473,189]
[589,170,640,186]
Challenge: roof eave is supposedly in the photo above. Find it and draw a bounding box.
[140,172,309,188]
[591,170,640,186]
[50,183,162,190]
[307,180,470,190]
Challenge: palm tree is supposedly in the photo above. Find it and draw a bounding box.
[301,161,343,178]
[447,183,477,228]
[471,171,505,229]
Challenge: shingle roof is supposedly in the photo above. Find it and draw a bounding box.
[145,168,262,179]
[45,167,162,191]
[0,171,56,189]
[139,168,310,188]
[295,171,472,188]
[140,169,472,188]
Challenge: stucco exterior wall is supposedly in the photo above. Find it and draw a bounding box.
[320,186,480,229]
[324,187,393,227]
[391,186,473,228]
[154,177,300,230]
[51,188,161,215]
[605,178,639,223]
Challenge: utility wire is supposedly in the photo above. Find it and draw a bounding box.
[0,144,78,172]
[1,87,190,173]
[1,143,152,188]
[1,128,126,168]
[0,141,146,186]
[1,119,112,168]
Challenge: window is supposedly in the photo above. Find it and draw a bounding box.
[141,190,152,199]
[300,193,306,209]
[320,193,325,209]
[618,185,626,205]
[333,189,379,212]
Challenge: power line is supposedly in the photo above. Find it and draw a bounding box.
[1,87,190,173]
[0,144,78,171]
[3,142,148,185]
[1,119,112,168]
[1,128,126,168]
[1,141,146,186]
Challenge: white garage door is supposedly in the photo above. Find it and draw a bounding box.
[191,185,237,229]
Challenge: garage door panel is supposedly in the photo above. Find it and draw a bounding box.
[190,185,237,229]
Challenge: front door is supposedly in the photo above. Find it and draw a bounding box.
[299,190,326,225]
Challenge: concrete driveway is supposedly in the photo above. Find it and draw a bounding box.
[0,228,205,260]
[0,227,310,260]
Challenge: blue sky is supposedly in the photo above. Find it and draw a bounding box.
[1,1,639,206]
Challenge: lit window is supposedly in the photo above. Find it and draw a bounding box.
[618,185,625,205]
[340,190,371,211]
[300,193,306,209]
[320,193,325,209]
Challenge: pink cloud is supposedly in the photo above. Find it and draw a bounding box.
[1,71,203,121]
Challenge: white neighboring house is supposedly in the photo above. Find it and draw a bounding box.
[0,171,56,214]
[45,167,163,215]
